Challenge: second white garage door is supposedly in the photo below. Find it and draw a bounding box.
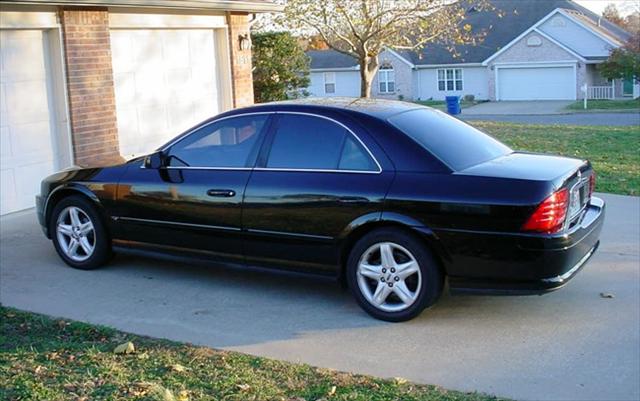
[1,30,62,215]
[497,66,575,101]
[110,29,221,159]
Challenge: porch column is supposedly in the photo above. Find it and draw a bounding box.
[226,12,254,108]
[60,7,123,167]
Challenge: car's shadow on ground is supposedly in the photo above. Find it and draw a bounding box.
[96,250,570,347]
[0,209,605,348]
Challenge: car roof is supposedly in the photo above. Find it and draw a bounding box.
[222,97,427,120]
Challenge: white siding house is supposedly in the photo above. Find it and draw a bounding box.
[307,70,360,97]
[307,0,637,102]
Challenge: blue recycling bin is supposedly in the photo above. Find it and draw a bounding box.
[445,96,461,115]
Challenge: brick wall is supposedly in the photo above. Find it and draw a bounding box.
[60,7,123,167]
[227,12,254,107]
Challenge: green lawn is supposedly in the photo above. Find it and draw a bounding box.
[0,307,503,401]
[565,98,640,111]
[472,122,640,196]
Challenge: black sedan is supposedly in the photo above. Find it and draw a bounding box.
[36,98,605,322]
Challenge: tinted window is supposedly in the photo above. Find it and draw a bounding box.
[167,115,268,167]
[388,109,511,170]
[266,115,376,171]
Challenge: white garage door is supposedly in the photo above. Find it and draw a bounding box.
[1,30,58,215]
[498,66,575,100]
[110,29,220,159]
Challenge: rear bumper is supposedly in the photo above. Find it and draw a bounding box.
[439,197,605,295]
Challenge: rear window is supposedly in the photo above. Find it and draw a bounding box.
[388,109,511,170]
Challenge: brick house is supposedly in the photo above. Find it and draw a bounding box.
[307,0,638,102]
[0,0,281,215]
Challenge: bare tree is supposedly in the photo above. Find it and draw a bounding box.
[273,0,492,97]
[603,3,625,27]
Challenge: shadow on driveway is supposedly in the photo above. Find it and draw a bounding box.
[1,193,639,401]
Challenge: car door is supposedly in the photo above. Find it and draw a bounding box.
[114,113,272,262]
[242,112,394,276]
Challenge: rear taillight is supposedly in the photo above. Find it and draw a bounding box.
[589,173,596,197]
[522,188,569,234]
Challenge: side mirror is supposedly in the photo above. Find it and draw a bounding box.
[144,151,166,169]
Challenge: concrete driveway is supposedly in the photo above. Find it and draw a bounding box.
[1,193,638,401]
[463,101,573,115]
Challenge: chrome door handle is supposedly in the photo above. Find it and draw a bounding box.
[207,189,236,197]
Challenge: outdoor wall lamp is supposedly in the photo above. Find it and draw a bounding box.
[239,34,251,51]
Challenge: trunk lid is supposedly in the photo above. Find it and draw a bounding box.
[456,152,588,182]
[458,152,594,233]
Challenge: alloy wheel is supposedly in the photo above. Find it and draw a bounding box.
[356,241,422,312]
[56,206,96,262]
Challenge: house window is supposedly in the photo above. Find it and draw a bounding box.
[438,68,463,91]
[324,72,335,94]
[379,66,395,93]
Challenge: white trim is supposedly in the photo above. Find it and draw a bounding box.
[323,71,336,94]
[0,7,57,28]
[557,9,621,47]
[215,26,233,112]
[415,63,483,69]
[494,63,577,101]
[437,67,464,92]
[108,9,227,28]
[532,28,587,62]
[492,60,579,66]
[0,0,284,13]
[378,66,395,94]
[384,48,415,68]
[49,26,75,168]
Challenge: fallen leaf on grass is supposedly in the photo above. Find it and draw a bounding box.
[170,364,187,372]
[150,385,175,401]
[114,341,135,354]
[600,292,615,299]
[328,385,336,396]
[177,390,190,401]
[237,384,251,391]
[394,377,408,385]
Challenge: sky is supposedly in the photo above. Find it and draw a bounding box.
[575,0,639,16]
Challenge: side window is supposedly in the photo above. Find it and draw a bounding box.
[166,115,268,168]
[266,114,377,171]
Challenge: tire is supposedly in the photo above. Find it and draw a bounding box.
[49,195,112,270]
[346,228,443,322]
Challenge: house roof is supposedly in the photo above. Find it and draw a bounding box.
[306,0,631,69]
[0,0,284,12]
[402,0,630,65]
[307,49,358,70]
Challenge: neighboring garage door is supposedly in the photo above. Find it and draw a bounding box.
[497,66,575,100]
[0,30,58,215]
[110,29,221,159]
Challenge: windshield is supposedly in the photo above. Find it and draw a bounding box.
[388,108,512,171]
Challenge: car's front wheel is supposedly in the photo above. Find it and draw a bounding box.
[50,195,111,270]
[346,228,443,322]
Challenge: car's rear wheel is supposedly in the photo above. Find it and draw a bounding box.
[346,228,443,322]
[50,195,111,270]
